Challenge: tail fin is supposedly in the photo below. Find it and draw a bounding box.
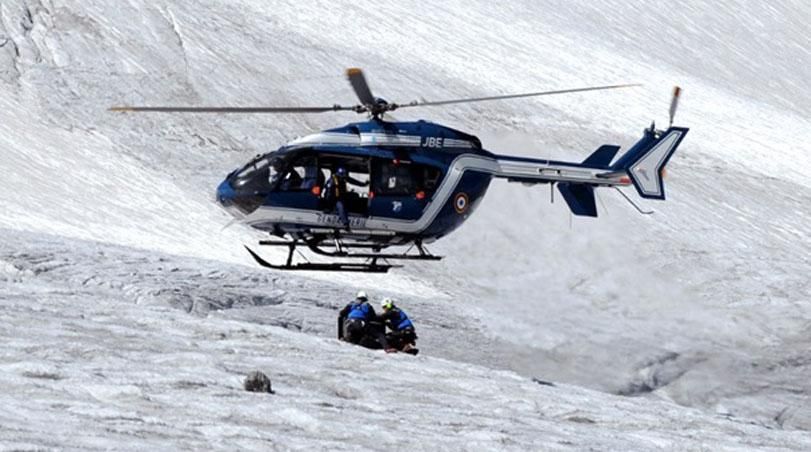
[610,126,688,200]
[556,145,620,217]
[582,144,620,168]
[558,183,597,217]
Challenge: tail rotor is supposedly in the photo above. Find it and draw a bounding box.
[668,86,681,127]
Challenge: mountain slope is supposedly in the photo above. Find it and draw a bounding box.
[1,0,809,446]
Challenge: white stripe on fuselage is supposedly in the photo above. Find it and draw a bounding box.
[286,131,476,149]
[495,159,619,184]
[242,155,627,234]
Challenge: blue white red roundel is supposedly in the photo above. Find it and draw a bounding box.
[454,193,469,214]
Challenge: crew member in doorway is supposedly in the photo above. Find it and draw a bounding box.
[324,167,368,230]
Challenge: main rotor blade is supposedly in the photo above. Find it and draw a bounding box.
[346,68,376,106]
[109,105,359,113]
[398,83,641,109]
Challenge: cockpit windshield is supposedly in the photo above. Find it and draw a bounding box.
[232,153,282,190]
[221,152,286,215]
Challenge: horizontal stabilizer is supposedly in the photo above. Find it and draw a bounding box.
[558,182,597,217]
[582,145,620,168]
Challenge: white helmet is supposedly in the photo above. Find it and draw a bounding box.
[380,297,394,310]
[356,290,368,301]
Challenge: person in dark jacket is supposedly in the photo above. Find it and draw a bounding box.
[378,298,418,355]
[338,291,386,349]
[323,167,368,229]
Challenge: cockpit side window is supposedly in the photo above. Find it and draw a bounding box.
[276,153,325,192]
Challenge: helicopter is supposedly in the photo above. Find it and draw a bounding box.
[112,68,688,272]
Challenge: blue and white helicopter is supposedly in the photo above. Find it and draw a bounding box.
[113,69,688,272]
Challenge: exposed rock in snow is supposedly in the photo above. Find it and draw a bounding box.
[244,370,274,394]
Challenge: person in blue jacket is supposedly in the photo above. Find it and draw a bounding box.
[378,298,418,355]
[323,167,368,230]
[338,291,385,348]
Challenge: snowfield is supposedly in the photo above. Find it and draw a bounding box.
[3,230,810,450]
[1,0,809,449]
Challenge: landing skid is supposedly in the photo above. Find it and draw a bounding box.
[244,237,442,273]
[245,246,395,273]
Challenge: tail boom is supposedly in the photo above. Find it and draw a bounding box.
[490,125,688,216]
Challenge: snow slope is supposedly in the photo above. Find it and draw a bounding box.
[1,0,809,448]
[3,229,810,450]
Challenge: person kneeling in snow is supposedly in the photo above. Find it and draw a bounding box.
[378,298,418,355]
[338,290,386,349]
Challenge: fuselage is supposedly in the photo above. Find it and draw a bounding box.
[215,118,633,244]
[216,119,499,244]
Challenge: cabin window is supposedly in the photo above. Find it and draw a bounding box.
[377,163,415,195]
[372,159,443,197]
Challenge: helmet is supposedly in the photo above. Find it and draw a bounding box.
[380,297,394,310]
[356,290,368,301]
[336,167,347,176]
